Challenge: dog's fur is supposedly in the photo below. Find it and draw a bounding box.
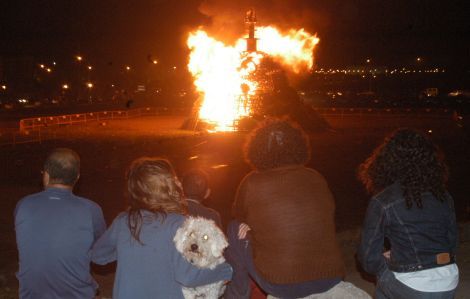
[174,216,228,299]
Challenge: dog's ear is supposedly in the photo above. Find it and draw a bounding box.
[210,229,229,259]
[174,218,191,253]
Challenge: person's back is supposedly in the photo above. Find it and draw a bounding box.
[371,183,457,272]
[225,119,346,299]
[186,200,222,227]
[94,212,217,298]
[15,148,105,299]
[234,165,343,283]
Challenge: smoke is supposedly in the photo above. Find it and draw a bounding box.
[197,0,329,45]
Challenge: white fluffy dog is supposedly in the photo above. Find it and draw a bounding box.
[174,216,228,299]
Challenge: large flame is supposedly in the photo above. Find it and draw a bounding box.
[187,26,319,131]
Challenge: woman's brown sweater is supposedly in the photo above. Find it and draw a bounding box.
[233,165,345,284]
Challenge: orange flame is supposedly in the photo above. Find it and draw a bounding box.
[187,26,319,131]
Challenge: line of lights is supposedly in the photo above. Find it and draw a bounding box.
[313,67,445,75]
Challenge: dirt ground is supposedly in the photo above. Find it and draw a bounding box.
[1,115,469,298]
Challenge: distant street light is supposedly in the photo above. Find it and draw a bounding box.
[1,85,6,90]
[39,64,45,69]
[46,68,52,73]
[125,66,131,71]
[366,58,371,63]
[87,65,93,70]
[153,60,158,64]
[86,82,93,89]
[76,55,83,62]
[417,57,422,62]
[62,84,69,90]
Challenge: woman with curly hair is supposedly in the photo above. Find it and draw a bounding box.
[357,128,459,298]
[91,157,232,299]
[224,118,351,298]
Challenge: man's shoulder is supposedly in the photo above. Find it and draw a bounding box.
[20,190,47,201]
[72,194,103,211]
[15,190,46,211]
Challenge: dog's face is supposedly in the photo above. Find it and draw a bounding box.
[174,217,228,269]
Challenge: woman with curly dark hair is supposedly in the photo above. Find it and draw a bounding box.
[91,157,232,298]
[357,128,459,298]
[224,118,371,298]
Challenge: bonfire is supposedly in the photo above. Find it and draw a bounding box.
[187,9,320,132]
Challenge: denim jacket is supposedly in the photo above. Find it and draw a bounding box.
[357,182,458,277]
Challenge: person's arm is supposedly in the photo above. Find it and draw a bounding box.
[173,256,232,288]
[91,204,106,241]
[91,214,122,265]
[232,176,249,222]
[357,198,388,277]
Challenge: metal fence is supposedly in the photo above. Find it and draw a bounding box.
[19,107,188,131]
[312,107,454,118]
[1,106,455,146]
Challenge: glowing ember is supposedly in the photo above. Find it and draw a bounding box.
[187,25,319,131]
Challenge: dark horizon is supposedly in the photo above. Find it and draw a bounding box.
[1,0,469,69]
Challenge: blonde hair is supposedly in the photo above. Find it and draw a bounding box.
[126,157,187,243]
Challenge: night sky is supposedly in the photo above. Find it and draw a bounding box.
[1,0,469,68]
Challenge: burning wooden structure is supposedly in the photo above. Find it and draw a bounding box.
[182,10,328,132]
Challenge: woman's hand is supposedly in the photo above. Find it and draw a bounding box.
[238,223,251,239]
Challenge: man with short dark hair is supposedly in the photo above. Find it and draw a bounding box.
[15,148,106,299]
[182,169,222,227]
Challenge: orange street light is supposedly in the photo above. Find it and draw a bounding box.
[39,64,45,69]
[87,65,93,70]
[62,84,69,90]
[46,68,52,73]
[125,65,131,71]
[76,55,83,62]
[1,85,6,90]
[86,82,93,89]
[366,58,371,63]
[153,59,158,64]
